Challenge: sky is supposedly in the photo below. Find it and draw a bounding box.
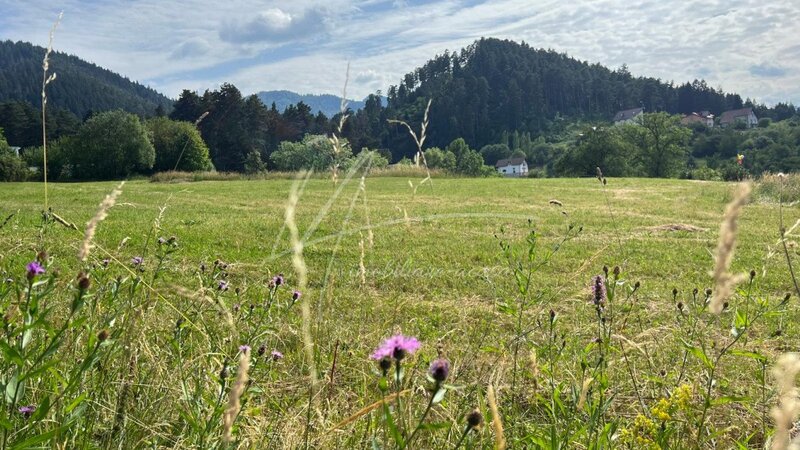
[1,0,798,105]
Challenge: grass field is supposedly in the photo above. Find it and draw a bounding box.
[0,175,798,448]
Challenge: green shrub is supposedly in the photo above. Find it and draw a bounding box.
[147,117,213,172]
[67,110,155,179]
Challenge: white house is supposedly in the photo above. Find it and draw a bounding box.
[613,107,644,125]
[495,157,528,177]
[719,107,758,128]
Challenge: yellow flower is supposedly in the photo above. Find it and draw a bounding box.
[650,398,671,421]
[673,384,693,409]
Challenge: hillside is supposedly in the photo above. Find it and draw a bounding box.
[256,90,365,117]
[0,40,173,118]
[386,38,754,150]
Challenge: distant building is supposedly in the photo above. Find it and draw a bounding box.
[10,146,21,157]
[496,157,528,177]
[719,107,758,128]
[681,112,714,127]
[613,107,644,125]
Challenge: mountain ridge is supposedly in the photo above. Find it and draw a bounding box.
[0,40,173,118]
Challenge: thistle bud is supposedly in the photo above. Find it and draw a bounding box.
[77,273,91,291]
[97,329,109,342]
[466,409,483,430]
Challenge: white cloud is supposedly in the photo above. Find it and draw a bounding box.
[219,8,328,44]
[0,0,798,105]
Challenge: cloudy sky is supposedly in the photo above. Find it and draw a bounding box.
[1,0,798,104]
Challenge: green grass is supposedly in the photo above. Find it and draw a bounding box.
[0,176,797,448]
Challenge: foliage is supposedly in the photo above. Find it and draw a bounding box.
[556,125,637,177]
[147,117,213,173]
[423,147,456,171]
[270,135,352,171]
[65,110,155,179]
[479,144,512,166]
[622,112,692,177]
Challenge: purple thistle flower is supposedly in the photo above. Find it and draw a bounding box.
[371,334,421,361]
[292,290,301,301]
[157,237,166,245]
[131,256,143,266]
[101,258,110,268]
[272,274,284,287]
[271,350,284,361]
[239,345,251,353]
[18,406,35,418]
[591,275,606,306]
[429,358,450,382]
[218,280,229,291]
[26,261,45,280]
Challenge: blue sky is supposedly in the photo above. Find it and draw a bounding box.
[1,0,798,105]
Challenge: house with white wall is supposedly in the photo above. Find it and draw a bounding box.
[719,107,758,128]
[496,157,528,177]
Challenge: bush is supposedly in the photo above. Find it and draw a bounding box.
[456,149,485,176]
[528,167,548,178]
[424,147,456,171]
[67,110,155,179]
[0,150,27,181]
[270,135,352,171]
[147,117,213,172]
[688,167,722,181]
[242,151,267,174]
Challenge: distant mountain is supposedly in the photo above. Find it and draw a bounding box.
[256,90,366,117]
[0,40,172,118]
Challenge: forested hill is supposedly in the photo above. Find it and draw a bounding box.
[0,40,172,118]
[386,38,752,149]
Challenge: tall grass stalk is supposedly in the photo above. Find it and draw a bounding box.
[78,181,124,262]
[41,12,62,211]
[389,99,434,192]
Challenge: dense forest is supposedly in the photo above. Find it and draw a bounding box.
[379,38,797,154]
[2,37,800,182]
[0,40,172,118]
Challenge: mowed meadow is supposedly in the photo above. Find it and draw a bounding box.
[0,174,799,449]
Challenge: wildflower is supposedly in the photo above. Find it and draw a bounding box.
[233,303,240,313]
[101,258,110,268]
[239,345,250,353]
[131,256,143,266]
[18,406,35,418]
[257,344,266,356]
[292,290,302,301]
[651,398,671,421]
[26,261,45,280]
[370,334,421,361]
[157,237,166,245]
[673,384,693,409]
[429,358,450,382]
[271,350,284,361]
[591,275,606,306]
[272,274,284,286]
[218,280,229,291]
